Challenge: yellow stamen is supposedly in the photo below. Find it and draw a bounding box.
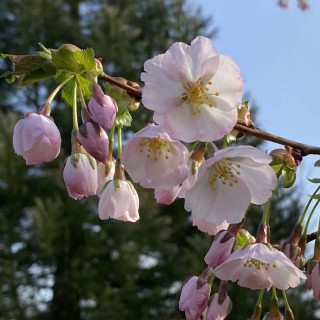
[139,136,171,161]
[178,77,218,115]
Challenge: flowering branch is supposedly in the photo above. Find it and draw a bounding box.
[99,73,320,156]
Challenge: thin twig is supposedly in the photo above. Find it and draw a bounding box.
[99,73,320,156]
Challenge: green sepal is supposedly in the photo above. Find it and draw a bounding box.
[235,229,255,250]
[314,159,320,168]
[114,179,121,190]
[270,161,283,177]
[282,169,296,188]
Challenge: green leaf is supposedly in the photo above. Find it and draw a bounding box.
[115,109,132,127]
[61,79,75,106]
[76,75,92,100]
[51,47,95,73]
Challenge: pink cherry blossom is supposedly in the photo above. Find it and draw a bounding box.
[63,153,98,200]
[77,120,109,163]
[205,293,232,320]
[193,218,229,236]
[13,112,61,165]
[213,243,306,290]
[88,85,117,131]
[179,276,210,320]
[120,124,189,189]
[306,259,320,299]
[141,36,243,142]
[184,146,277,225]
[154,159,200,204]
[98,180,139,222]
[204,230,235,268]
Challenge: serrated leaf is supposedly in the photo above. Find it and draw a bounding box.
[61,79,75,106]
[55,70,75,83]
[314,160,320,168]
[51,48,81,72]
[74,48,95,71]
[51,47,95,73]
[21,69,54,85]
[308,177,320,184]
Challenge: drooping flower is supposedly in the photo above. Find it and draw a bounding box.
[88,85,117,131]
[98,180,139,222]
[185,146,277,225]
[179,276,210,320]
[206,293,232,320]
[204,230,235,268]
[13,112,61,165]
[121,124,189,189]
[141,36,243,142]
[213,243,306,290]
[77,120,109,163]
[63,153,98,200]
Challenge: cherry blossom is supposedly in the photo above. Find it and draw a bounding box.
[63,153,98,200]
[141,36,243,142]
[154,159,200,204]
[213,243,306,290]
[179,276,210,320]
[98,180,139,222]
[13,112,61,165]
[184,146,277,225]
[121,124,189,189]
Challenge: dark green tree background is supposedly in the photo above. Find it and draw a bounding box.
[0,1,319,319]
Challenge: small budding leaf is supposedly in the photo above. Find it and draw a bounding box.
[308,177,320,184]
[314,159,320,168]
[115,109,132,127]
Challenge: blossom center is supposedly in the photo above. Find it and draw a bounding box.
[208,158,240,187]
[139,136,171,161]
[178,78,218,114]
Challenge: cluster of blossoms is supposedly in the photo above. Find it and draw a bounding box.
[8,36,320,319]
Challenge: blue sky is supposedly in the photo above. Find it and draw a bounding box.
[192,0,320,196]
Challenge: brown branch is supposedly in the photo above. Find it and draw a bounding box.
[99,73,320,156]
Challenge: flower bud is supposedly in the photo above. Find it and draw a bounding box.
[63,153,98,200]
[77,121,109,163]
[13,112,61,165]
[88,85,117,131]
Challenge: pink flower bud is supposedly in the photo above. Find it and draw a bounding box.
[98,180,139,222]
[179,276,210,320]
[63,153,98,200]
[204,230,235,268]
[77,121,109,163]
[13,112,61,165]
[88,85,117,131]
